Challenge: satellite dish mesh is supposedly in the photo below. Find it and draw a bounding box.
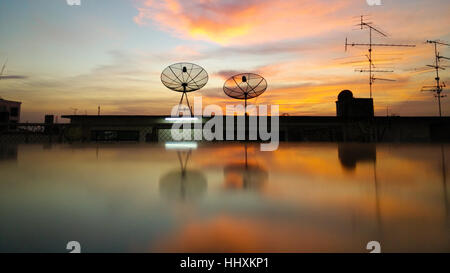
[223,73,267,100]
[161,62,208,115]
[161,62,208,93]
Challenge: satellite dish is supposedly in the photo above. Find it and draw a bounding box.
[161,62,208,116]
[223,73,267,113]
[224,144,268,191]
[159,170,207,201]
[224,163,268,191]
[159,147,207,202]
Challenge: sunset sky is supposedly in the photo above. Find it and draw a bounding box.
[0,0,449,122]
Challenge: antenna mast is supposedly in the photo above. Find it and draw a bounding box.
[0,59,7,96]
[421,40,449,117]
[0,59,7,79]
[345,16,415,98]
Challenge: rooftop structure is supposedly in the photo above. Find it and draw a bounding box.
[336,90,374,118]
[0,98,21,125]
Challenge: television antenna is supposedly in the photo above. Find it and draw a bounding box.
[0,59,7,80]
[0,59,5,99]
[70,108,78,115]
[345,16,415,98]
[161,62,208,116]
[421,40,449,117]
[223,73,267,115]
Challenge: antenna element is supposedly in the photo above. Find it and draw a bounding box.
[345,16,415,98]
[421,40,449,117]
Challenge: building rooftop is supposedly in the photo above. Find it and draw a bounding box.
[0,98,22,104]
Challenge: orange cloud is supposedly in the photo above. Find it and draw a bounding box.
[134,0,352,45]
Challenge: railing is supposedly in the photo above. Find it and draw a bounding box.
[0,123,70,143]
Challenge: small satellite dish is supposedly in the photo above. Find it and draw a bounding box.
[223,73,267,114]
[161,62,208,116]
[224,163,268,191]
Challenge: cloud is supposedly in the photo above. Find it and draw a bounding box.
[133,0,352,45]
[212,70,242,80]
[5,0,450,121]
[0,75,28,80]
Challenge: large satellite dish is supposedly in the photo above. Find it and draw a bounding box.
[159,147,207,202]
[160,170,207,201]
[223,73,267,113]
[161,62,208,116]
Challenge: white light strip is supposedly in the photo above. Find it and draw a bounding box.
[165,117,199,122]
[165,142,198,150]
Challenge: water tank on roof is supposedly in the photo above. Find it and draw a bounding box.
[338,90,354,101]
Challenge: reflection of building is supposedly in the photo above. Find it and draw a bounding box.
[0,144,18,161]
[336,90,374,118]
[338,143,376,171]
[0,98,21,124]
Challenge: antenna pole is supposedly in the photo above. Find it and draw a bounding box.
[185,91,193,116]
[346,16,415,99]
[0,58,7,78]
[422,40,449,117]
[179,85,193,117]
[435,42,443,117]
[369,27,373,98]
[244,94,248,116]
[178,90,185,116]
[436,41,442,117]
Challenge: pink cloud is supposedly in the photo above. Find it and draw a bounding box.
[133,0,353,45]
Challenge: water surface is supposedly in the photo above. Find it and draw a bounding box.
[0,143,449,252]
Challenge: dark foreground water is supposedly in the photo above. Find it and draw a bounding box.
[0,143,449,253]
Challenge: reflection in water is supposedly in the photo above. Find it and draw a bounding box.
[159,144,207,202]
[0,144,18,161]
[441,145,449,224]
[224,144,268,191]
[338,143,376,171]
[0,143,449,252]
[338,143,385,241]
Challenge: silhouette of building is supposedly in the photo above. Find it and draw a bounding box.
[60,89,449,142]
[0,98,21,124]
[336,90,374,118]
